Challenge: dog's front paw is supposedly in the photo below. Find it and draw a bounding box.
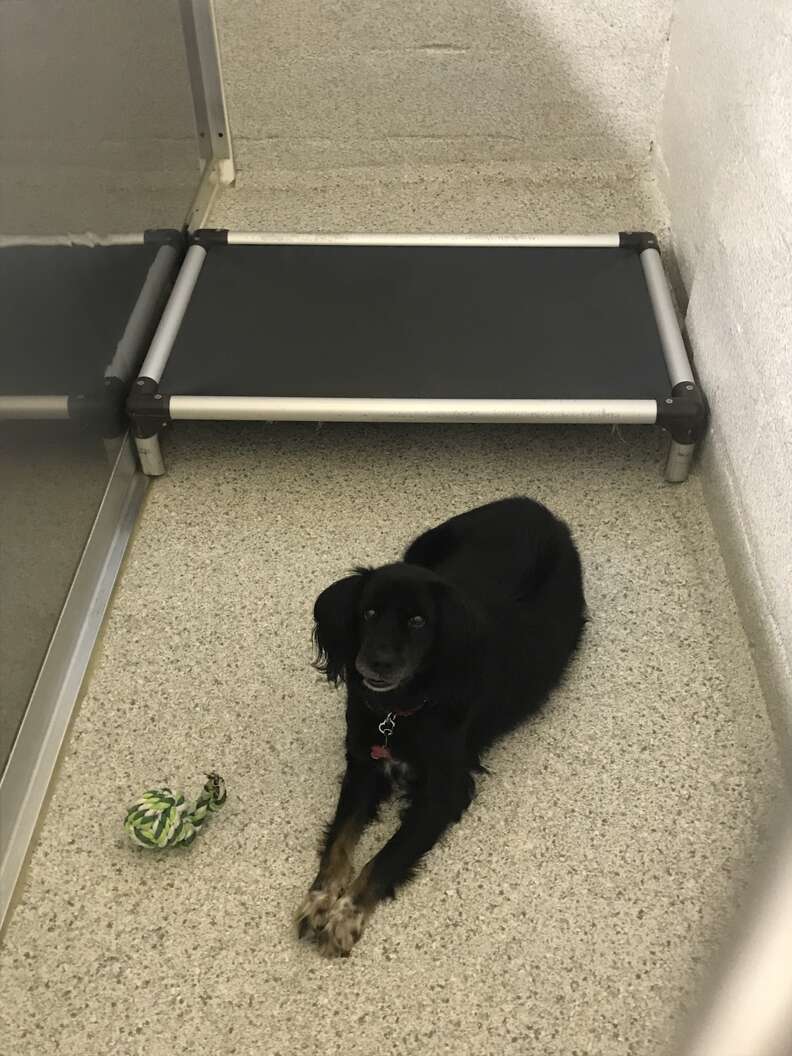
[295,888,338,939]
[317,895,367,958]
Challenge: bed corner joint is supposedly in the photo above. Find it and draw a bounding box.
[657,381,708,482]
[127,377,172,476]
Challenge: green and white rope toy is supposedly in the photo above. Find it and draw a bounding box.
[124,772,227,849]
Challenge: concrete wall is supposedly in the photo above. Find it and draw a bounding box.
[216,0,674,174]
[657,0,792,737]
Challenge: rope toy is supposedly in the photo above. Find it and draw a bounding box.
[124,772,226,849]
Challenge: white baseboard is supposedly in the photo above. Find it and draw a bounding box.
[699,430,792,776]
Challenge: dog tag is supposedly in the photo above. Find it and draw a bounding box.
[370,744,392,761]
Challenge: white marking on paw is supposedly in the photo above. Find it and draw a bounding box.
[318,895,366,958]
[295,888,337,937]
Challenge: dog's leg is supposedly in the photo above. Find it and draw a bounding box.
[318,772,473,957]
[296,757,388,939]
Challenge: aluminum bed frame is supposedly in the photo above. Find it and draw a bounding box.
[127,230,706,481]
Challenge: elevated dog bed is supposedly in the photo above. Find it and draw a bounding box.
[128,231,705,480]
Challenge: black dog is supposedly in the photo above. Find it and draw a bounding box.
[296,497,585,956]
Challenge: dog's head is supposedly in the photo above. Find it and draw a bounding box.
[313,562,479,693]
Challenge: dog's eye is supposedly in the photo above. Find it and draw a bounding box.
[363,609,377,621]
[408,615,426,629]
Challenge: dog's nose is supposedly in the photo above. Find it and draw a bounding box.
[368,662,395,680]
[357,648,397,680]
[370,646,397,672]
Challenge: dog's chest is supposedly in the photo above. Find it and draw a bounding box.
[382,757,412,785]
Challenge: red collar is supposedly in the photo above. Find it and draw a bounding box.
[391,703,423,717]
[369,702,427,762]
[364,695,430,718]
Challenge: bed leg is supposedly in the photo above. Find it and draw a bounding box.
[665,439,696,483]
[134,434,165,477]
[657,383,706,484]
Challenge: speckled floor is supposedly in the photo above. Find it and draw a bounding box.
[0,417,779,1056]
[210,157,670,240]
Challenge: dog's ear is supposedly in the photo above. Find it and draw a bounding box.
[431,580,485,690]
[313,569,370,685]
[435,582,483,654]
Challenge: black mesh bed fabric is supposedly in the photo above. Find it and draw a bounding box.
[1,243,164,395]
[161,244,671,400]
